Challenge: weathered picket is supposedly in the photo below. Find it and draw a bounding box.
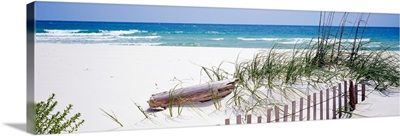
[326,88,329,120]
[313,93,317,120]
[333,86,337,119]
[275,106,280,122]
[299,98,303,121]
[306,95,311,121]
[236,115,241,124]
[225,118,230,125]
[338,83,342,118]
[291,101,296,121]
[283,105,288,122]
[267,108,272,123]
[247,114,252,124]
[344,81,348,111]
[320,90,323,120]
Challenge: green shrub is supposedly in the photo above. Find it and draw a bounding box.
[35,93,85,134]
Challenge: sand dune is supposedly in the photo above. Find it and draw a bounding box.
[34,44,399,132]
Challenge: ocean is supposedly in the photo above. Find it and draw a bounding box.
[35,21,399,50]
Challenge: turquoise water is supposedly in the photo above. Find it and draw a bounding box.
[36,21,399,50]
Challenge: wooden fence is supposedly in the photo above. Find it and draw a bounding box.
[224,80,366,125]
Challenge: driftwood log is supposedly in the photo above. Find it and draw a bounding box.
[148,79,239,109]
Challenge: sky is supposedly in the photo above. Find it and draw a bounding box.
[34,1,399,27]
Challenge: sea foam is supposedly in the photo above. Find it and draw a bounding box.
[37,29,160,44]
[237,37,279,41]
[44,29,84,33]
[210,38,224,41]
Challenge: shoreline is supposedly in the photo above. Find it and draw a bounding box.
[35,43,400,52]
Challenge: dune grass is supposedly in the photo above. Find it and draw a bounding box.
[201,62,229,82]
[347,49,400,91]
[100,108,123,127]
[167,84,185,117]
[200,13,399,116]
[195,12,400,118]
[201,47,398,118]
[133,101,150,119]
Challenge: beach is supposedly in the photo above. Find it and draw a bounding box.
[35,43,399,132]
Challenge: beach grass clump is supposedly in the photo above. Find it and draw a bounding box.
[226,86,246,107]
[219,48,308,113]
[347,49,400,90]
[311,12,370,67]
[209,87,223,110]
[35,93,85,134]
[100,108,123,127]
[308,11,400,90]
[201,62,230,82]
[231,51,272,108]
[198,47,323,113]
[168,90,175,117]
[283,47,307,85]
[166,84,186,117]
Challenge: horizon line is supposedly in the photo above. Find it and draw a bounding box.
[36,20,400,28]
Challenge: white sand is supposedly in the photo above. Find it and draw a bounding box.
[35,44,399,133]
[353,89,400,118]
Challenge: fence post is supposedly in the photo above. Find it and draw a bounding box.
[291,101,296,122]
[313,93,317,120]
[257,116,262,123]
[225,118,230,125]
[332,86,337,119]
[267,108,272,123]
[344,81,348,111]
[299,98,303,121]
[236,115,241,124]
[338,83,342,118]
[275,106,280,122]
[349,80,356,111]
[326,88,329,120]
[320,90,323,120]
[284,105,288,122]
[247,114,252,124]
[307,95,311,120]
[307,95,311,121]
[362,84,366,101]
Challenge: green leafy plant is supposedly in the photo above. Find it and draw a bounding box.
[35,93,84,134]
